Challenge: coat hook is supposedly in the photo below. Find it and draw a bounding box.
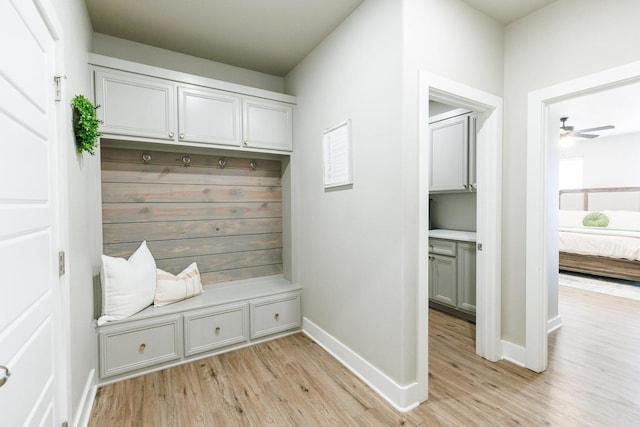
[142,153,152,163]
[218,158,227,169]
[249,160,257,170]
[182,155,191,167]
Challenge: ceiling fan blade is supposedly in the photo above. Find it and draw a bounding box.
[578,125,615,133]
[574,133,599,139]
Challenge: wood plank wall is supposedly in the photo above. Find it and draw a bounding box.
[101,146,283,284]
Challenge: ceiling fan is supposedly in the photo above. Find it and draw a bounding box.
[560,116,615,139]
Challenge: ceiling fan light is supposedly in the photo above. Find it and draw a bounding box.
[559,135,576,148]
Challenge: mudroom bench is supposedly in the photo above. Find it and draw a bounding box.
[95,275,302,384]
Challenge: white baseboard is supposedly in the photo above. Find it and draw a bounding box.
[302,317,420,412]
[73,369,97,427]
[501,340,526,367]
[547,315,563,333]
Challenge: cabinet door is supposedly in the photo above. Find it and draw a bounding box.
[178,86,241,146]
[429,254,456,307]
[468,115,477,189]
[95,69,176,141]
[456,242,477,313]
[99,316,182,379]
[250,292,301,339]
[429,115,469,192]
[242,98,293,151]
[184,303,248,357]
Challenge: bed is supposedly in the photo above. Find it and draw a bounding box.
[559,187,640,281]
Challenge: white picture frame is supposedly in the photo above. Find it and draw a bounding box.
[322,119,352,188]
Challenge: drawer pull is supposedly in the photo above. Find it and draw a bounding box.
[274,313,280,321]
[139,343,146,352]
[215,327,221,334]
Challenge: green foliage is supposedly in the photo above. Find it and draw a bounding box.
[71,94,102,155]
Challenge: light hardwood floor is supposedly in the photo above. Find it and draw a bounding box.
[89,287,640,426]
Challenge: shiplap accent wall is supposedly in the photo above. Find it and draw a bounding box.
[101,146,283,284]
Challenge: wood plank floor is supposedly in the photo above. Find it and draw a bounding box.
[89,286,640,426]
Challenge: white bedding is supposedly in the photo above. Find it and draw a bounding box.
[559,227,640,261]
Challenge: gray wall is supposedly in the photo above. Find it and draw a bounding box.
[430,193,477,231]
[93,33,285,93]
[286,0,503,387]
[560,132,640,188]
[503,0,640,345]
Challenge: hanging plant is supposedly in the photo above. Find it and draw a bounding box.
[71,94,102,155]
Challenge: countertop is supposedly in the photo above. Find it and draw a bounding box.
[428,229,477,243]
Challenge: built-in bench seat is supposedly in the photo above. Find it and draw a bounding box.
[95,275,302,384]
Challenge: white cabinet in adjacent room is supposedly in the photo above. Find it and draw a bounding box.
[456,242,477,314]
[428,235,476,320]
[95,69,176,141]
[178,86,242,146]
[429,114,477,192]
[242,98,293,152]
[429,253,457,307]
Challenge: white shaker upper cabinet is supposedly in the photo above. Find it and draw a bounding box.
[178,86,241,146]
[242,98,293,152]
[429,115,469,192]
[95,69,176,141]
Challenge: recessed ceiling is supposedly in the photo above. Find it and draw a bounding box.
[461,0,557,24]
[85,0,364,76]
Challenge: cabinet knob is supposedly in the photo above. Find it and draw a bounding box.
[274,313,280,321]
[463,184,469,189]
[215,327,221,334]
[243,140,249,146]
[139,343,146,352]
[169,131,174,138]
[179,133,185,140]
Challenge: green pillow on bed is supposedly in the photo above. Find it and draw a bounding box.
[582,212,609,227]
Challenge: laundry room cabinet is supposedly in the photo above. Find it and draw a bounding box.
[93,66,293,152]
[429,113,477,192]
[428,235,476,320]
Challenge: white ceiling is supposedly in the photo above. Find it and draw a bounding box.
[85,0,558,77]
[86,0,636,139]
[554,82,640,139]
[85,0,364,76]
[461,0,557,24]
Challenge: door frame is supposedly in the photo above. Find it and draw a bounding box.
[37,0,68,422]
[525,61,640,372]
[417,70,503,398]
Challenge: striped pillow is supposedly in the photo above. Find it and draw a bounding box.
[154,262,203,307]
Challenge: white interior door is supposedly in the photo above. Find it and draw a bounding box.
[0,0,60,425]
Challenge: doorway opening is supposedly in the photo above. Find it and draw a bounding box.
[525,61,640,372]
[417,71,503,401]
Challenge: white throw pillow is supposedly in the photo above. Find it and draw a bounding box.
[154,262,203,307]
[558,210,591,228]
[603,210,640,231]
[98,241,157,325]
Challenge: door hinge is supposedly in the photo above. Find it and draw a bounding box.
[477,243,483,251]
[53,75,66,102]
[58,251,65,276]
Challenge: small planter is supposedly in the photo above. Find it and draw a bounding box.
[72,94,102,155]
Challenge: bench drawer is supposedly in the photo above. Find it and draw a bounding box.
[99,316,181,378]
[250,292,301,339]
[429,239,456,256]
[184,303,248,356]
